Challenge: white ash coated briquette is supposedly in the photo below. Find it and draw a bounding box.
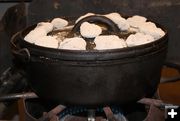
[24,12,165,50]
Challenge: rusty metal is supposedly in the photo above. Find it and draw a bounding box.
[103,107,118,121]
[17,98,38,121]
[145,105,165,121]
[4,93,171,121]
[137,98,175,109]
[138,98,164,107]
[38,105,66,121]
[17,96,65,121]
[16,96,169,121]
[18,99,26,121]
[0,92,38,102]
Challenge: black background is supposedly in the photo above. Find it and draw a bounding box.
[166,107,180,121]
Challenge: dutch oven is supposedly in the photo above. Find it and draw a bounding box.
[10,15,168,108]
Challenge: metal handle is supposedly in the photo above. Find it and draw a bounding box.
[17,48,31,62]
[71,15,120,33]
[11,32,21,50]
[11,32,31,62]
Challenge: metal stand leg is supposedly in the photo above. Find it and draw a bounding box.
[103,107,118,121]
[17,98,37,121]
[38,105,65,121]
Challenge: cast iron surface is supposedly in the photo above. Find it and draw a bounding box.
[71,15,120,33]
[10,15,168,108]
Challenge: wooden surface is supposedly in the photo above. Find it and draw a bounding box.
[158,67,180,105]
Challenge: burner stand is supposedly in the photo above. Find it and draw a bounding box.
[0,92,167,121]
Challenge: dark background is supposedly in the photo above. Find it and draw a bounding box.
[166,107,180,121]
[1,0,180,73]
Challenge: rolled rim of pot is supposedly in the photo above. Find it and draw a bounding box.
[14,15,168,61]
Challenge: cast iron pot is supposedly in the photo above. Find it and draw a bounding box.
[11,15,168,108]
